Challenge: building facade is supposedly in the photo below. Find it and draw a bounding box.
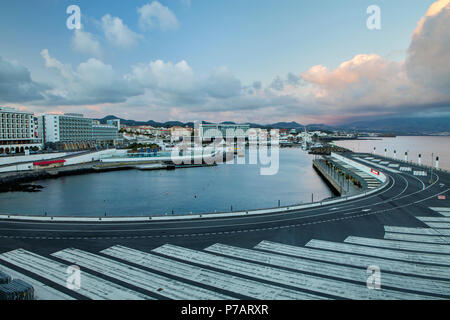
[196,122,249,140]
[43,114,120,150]
[93,120,120,147]
[0,107,42,154]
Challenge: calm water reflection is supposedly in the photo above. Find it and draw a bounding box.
[334,136,450,170]
[0,148,333,216]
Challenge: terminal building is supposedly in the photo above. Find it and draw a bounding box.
[43,114,121,150]
[0,107,43,154]
[196,122,249,141]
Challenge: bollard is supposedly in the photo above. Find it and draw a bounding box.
[405,151,408,162]
[393,150,397,159]
[384,148,387,158]
[436,156,439,169]
[418,154,421,166]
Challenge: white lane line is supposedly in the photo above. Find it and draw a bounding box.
[345,236,450,254]
[255,241,450,280]
[102,245,315,300]
[205,243,445,298]
[307,239,450,266]
[435,229,450,236]
[0,249,148,300]
[437,212,450,217]
[0,263,75,300]
[430,207,450,212]
[384,233,450,244]
[417,217,450,223]
[384,226,440,235]
[154,244,425,300]
[423,222,450,229]
[52,248,230,300]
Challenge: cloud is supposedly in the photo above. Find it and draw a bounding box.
[138,1,179,31]
[101,14,141,48]
[0,56,47,103]
[252,81,262,90]
[40,50,142,105]
[203,67,241,99]
[406,0,450,93]
[12,0,450,125]
[286,73,300,86]
[72,29,103,58]
[269,76,284,91]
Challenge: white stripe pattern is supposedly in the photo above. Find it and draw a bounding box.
[0,249,149,300]
[307,239,450,266]
[101,245,319,300]
[153,244,435,300]
[255,240,450,280]
[52,248,231,300]
[205,243,447,297]
[384,232,450,244]
[344,236,450,254]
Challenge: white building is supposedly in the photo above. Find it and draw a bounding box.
[0,107,42,154]
[196,121,249,140]
[43,114,120,150]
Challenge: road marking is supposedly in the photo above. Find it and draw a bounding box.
[154,244,426,300]
[430,207,450,212]
[255,241,450,280]
[0,263,75,300]
[423,222,450,229]
[417,217,450,223]
[400,167,412,172]
[52,248,230,300]
[413,171,427,176]
[384,226,440,235]
[384,232,450,244]
[388,164,400,168]
[344,236,450,255]
[205,243,446,298]
[307,239,450,266]
[102,245,316,300]
[0,249,149,300]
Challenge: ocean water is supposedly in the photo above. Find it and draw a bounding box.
[333,136,450,170]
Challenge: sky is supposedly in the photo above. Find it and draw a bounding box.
[0,0,449,125]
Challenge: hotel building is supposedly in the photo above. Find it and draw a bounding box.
[0,107,43,154]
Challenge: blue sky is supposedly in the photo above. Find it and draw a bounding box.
[0,0,448,124]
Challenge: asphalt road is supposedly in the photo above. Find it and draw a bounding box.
[0,152,448,253]
[0,152,448,300]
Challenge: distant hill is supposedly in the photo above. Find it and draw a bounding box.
[96,115,450,135]
[340,117,450,134]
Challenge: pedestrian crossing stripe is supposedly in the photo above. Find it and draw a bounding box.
[1,208,450,300]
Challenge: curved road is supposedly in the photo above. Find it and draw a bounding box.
[0,152,449,300]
